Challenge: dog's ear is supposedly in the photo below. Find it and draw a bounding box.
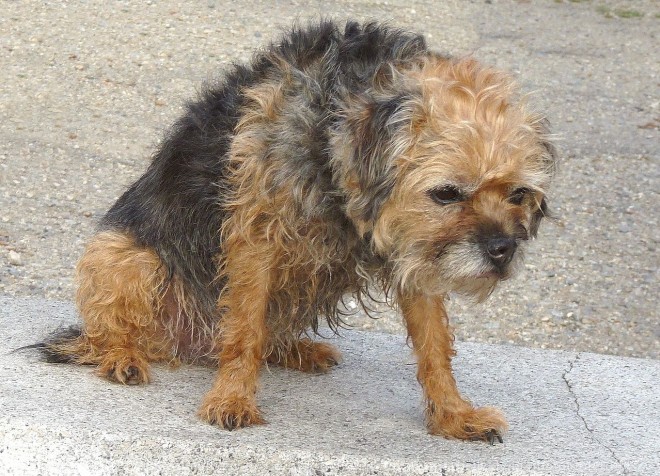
[529,196,549,238]
[339,89,420,224]
[528,118,557,238]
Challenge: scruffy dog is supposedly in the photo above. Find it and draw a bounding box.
[40,21,555,443]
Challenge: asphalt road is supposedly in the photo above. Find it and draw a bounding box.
[1,0,658,358]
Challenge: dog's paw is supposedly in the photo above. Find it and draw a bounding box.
[198,393,265,430]
[270,339,341,373]
[428,405,507,444]
[299,341,341,373]
[97,351,150,385]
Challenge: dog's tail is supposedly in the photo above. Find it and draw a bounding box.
[16,326,91,364]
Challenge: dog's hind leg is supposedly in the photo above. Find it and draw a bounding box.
[42,231,171,385]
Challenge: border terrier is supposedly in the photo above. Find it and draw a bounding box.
[38,21,556,443]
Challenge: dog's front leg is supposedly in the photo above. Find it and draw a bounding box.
[198,241,269,430]
[399,292,507,443]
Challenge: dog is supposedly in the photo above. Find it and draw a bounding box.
[38,20,556,443]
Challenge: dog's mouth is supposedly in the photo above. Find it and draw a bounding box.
[433,240,520,282]
[474,270,505,279]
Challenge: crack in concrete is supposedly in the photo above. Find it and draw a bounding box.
[562,354,628,476]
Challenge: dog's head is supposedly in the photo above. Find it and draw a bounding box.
[333,57,556,298]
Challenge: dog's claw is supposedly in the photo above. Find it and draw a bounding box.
[485,429,503,445]
[224,415,237,431]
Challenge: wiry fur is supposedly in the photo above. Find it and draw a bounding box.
[37,20,556,442]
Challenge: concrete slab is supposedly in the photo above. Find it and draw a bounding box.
[1,297,658,475]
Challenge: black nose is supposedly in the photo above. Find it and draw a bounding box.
[486,237,517,267]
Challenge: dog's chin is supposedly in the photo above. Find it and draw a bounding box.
[447,273,499,301]
[473,267,513,281]
[465,269,495,280]
[431,242,520,300]
[418,265,502,301]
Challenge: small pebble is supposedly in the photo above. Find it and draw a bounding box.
[8,250,23,266]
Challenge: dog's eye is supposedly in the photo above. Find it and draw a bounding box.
[509,187,530,205]
[429,185,464,205]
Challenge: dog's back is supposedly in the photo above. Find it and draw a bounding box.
[99,21,427,322]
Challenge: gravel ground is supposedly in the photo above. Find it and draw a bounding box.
[1,0,658,359]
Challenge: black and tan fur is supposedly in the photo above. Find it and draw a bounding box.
[38,21,556,442]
